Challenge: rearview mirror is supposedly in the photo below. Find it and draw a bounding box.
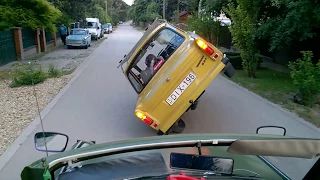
[34,132,69,152]
[256,126,286,136]
[170,153,234,174]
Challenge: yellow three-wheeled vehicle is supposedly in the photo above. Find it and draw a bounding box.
[118,19,235,135]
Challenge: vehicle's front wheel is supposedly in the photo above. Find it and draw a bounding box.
[67,45,72,49]
[85,44,88,49]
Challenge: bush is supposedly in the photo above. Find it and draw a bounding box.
[289,51,320,106]
[224,52,263,70]
[11,63,48,87]
[48,64,61,78]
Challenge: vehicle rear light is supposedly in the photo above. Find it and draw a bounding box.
[196,39,214,56]
[135,112,154,125]
[153,123,158,128]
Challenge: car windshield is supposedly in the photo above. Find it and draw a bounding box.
[2,0,320,180]
[87,22,97,28]
[70,30,86,35]
[127,28,185,92]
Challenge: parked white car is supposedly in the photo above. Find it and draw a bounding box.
[86,18,101,40]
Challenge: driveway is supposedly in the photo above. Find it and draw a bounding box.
[0,22,319,180]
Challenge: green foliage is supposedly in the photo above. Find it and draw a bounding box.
[147,2,161,22]
[204,0,237,17]
[48,64,61,78]
[11,63,48,87]
[55,13,74,27]
[224,1,260,78]
[289,51,320,106]
[257,0,320,51]
[187,16,221,46]
[225,52,263,70]
[92,4,108,24]
[49,0,128,27]
[0,0,61,32]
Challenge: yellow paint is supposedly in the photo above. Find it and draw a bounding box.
[125,22,226,133]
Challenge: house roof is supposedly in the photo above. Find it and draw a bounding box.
[179,11,191,17]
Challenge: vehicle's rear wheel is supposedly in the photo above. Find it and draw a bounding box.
[171,119,186,133]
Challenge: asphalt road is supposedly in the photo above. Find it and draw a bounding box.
[0,22,319,180]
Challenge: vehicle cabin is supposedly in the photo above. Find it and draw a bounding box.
[119,19,235,135]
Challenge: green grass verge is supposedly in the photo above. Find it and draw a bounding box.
[0,69,12,80]
[229,69,320,127]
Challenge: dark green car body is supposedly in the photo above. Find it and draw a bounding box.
[21,133,294,180]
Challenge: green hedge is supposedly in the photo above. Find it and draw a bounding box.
[225,52,263,70]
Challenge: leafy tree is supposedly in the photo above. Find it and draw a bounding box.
[257,0,320,52]
[187,16,221,46]
[0,0,61,31]
[147,2,162,22]
[289,51,320,106]
[225,0,260,78]
[204,0,236,18]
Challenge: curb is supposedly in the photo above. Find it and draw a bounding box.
[0,40,107,172]
[220,75,320,134]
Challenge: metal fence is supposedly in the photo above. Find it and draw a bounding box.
[0,30,16,66]
[22,29,35,49]
[45,31,53,43]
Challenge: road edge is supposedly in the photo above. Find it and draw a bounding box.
[0,41,107,172]
[220,75,320,133]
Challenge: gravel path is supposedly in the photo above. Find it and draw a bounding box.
[0,38,106,155]
[0,76,71,155]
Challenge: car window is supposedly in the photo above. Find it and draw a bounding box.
[127,28,185,93]
[71,30,86,35]
[87,22,97,28]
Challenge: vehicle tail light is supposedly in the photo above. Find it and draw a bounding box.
[135,112,153,125]
[196,39,214,56]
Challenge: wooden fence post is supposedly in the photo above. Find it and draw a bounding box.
[11,27,24,61]
[34,29,41,54]
[39,28,47,52]
[52,32,57,46]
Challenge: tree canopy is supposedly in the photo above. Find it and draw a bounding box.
[128,0,320,77]
[0,0,61,31]
[0,0,129,31]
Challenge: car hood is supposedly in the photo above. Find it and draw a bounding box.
[21,134,300,180]
[87,28,97,33]
[67,35,86,40]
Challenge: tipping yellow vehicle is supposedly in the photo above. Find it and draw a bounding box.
[118,19,235,135]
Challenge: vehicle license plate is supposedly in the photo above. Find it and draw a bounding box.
[166,72,197,106]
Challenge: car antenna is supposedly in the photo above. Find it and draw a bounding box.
[30,62,49,156]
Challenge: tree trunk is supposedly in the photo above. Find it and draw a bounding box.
[248,72,256,78]
[198,0,203,17]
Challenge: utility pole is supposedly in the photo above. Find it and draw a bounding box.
[163,0,166,19]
